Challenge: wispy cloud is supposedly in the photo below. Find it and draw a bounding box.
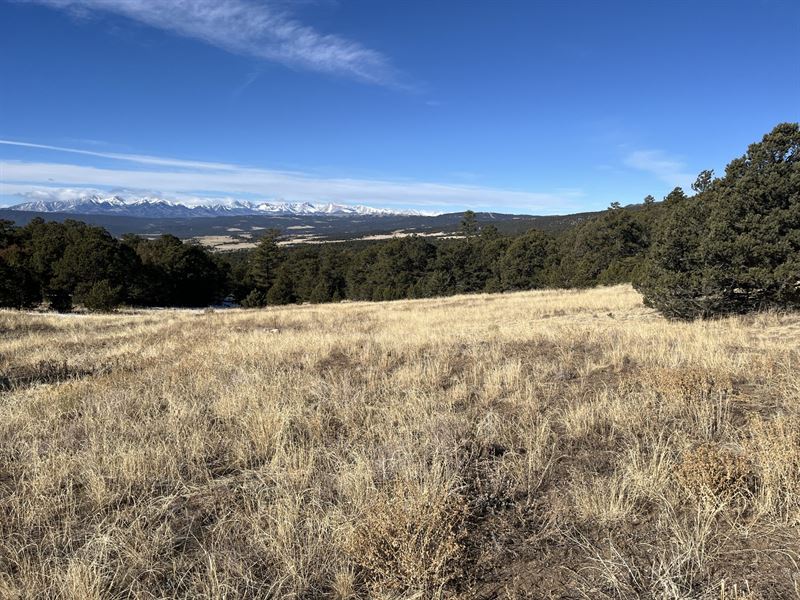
[0,140,583,213]
[24,0,400,86]
[231,68,263,98]
[624,149,695,189]
[0,139,241,170]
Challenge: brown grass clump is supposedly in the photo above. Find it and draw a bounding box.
[745,416,800,524]
[346,476,467,596]
[1,285,799,598]
[675,443,757,502]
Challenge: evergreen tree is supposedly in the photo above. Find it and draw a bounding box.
[241,288,267,308]
[691,169,716,194]
[557,207,649,287]
[637,123,800,319]
[131,235,226,307]
[50,223,135,310]
[501,230,554,290]
[267,267,297,305]
[460,210,479,237]
[249,230,283,298]
[0,221,40,308]
[81,279,124,312]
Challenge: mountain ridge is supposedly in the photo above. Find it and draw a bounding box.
[8,194,438,218]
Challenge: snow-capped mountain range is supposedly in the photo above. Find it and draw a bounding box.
[8,195,437,218]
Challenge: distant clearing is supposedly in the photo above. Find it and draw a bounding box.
[192,235,258,251]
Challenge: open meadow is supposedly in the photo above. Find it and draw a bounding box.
[1,286,799,599]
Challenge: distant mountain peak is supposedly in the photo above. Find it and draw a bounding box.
[9,194,438,218]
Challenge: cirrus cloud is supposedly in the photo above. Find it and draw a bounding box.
[22,0,401,86]
[624,149,695,190]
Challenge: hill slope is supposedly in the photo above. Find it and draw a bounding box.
[2,286,797,597]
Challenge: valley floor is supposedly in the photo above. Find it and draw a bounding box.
[1,286,799,598]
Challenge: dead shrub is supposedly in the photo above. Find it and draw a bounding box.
[645,367,733,402]
[675,443,757,502]
[346,479,467,597]
[643,367,734,438]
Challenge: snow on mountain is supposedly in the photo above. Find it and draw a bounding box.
[9,194,438,218]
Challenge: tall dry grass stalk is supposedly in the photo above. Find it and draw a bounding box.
[1,285,798,598]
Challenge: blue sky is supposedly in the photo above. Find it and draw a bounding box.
[1,0,798,213]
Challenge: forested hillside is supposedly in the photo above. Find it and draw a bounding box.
[0,208,603,240]
[0,205,656,311]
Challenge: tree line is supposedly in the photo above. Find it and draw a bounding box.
[0,224,228,312]
[0,205,654,311]
[1,123,797,319]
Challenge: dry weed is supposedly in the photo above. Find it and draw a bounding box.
[346,475,467,597]
[675,443,758,503]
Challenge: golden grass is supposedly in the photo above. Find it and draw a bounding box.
[1,285,799,598]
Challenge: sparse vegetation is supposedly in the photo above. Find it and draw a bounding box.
[1,285,798,598]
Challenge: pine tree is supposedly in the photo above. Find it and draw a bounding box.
[249,230,283,292]
[460,210,479,237]
[637,123,800,319]
[267,267,297,305]
[500,230,553,290]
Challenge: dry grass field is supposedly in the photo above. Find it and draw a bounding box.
[1,285,799,599]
